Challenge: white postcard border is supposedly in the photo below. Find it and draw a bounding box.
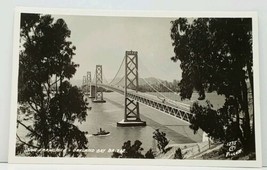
[8,7,262,167]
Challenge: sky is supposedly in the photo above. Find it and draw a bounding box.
[54,14,182,85]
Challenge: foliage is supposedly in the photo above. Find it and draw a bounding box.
[144,149,155,159]
[170,18,254,152]
[111,140,154,159]
[190,96,247,143]
[174,148,183,159]
[17,13,88,157]
[189,101,227,141]
[152,129,169,153]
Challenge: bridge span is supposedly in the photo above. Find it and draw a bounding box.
[82,50,196,128]
[99,84,193,124]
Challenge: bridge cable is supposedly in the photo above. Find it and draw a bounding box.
[136,66,190,111]
[113,75,125,86]
[92,71,96,83]
[108,56,125,85]
[139,58,190,108]
[136,67,169,100]
[102,74,110,85]
[139,59,179,94]
[112,60,133,88]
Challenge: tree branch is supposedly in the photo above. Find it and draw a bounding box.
[16,134,40,149]
[17,120,42,138]
[28,101,40,113]
[50,77,61,87]
[43,82,49,95]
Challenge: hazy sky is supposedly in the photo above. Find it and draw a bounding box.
[54,15,182,84]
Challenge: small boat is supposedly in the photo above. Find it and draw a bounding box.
[93,128,110,136]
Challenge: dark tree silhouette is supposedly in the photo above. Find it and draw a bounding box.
[170,18,254,152]
[153,129,169,153]
[112,140,154,159]
[145,149,155,159]
[174,148,183,159]
[17,13,88,157]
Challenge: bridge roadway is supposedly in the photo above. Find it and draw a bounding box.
[98,84,194,124]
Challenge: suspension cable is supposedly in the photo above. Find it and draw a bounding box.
[135,67,168,99]
[109,56,125,85]
[136,67,191,115]
[136,65,190,109]
[139,58,189,108]
[139,58,178,94]
[113,75,125,86]
[112,60,133,87]
[102,74,110,85]
[92,72,96,84]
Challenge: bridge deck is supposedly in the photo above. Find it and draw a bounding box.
[99,84,194,124]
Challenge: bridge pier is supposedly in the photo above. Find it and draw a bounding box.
[117,98,146,126]
[82,76,86,92]
[117,51,146,127]
[85,71,91,95]
[89,85,96,98]
[93,65,106,103]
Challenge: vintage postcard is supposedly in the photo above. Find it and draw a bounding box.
[8,7,261,167]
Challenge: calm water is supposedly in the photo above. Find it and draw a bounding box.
[76,92,203,158]
[17,92,207,158]
[17,91,250,158]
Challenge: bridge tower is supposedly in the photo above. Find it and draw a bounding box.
[82,76,86,86]
[82,75,87,94]
[86,71,91,95]
[88,70,95,98]
[117,51,146,126]
[92,65,106,103]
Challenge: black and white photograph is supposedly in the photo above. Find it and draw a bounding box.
[8,8,261,167]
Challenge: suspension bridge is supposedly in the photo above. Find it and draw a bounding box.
[81,50,194,127]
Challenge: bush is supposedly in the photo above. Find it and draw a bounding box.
[153,129,169,153]
[174,148,183,159]
[112,140,155,159]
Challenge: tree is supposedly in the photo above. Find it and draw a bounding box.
[153,129,169,153]
[170,18,254,152]
[144,149,155,159]
[112,140,155,159]
[174,148,183,159]
[17,13,88,157]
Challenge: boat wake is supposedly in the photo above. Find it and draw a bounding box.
[93,133,111,137]
[86,134,93,138]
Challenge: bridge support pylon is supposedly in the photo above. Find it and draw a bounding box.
[93,65,106,103]
[89,85,96,98]
[117,51,146,127]
[85,71,91,96]
[87,71,95,98]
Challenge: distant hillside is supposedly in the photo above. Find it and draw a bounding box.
[105,77,167,86]
[69,77,180,92]
[139,77,164,86]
